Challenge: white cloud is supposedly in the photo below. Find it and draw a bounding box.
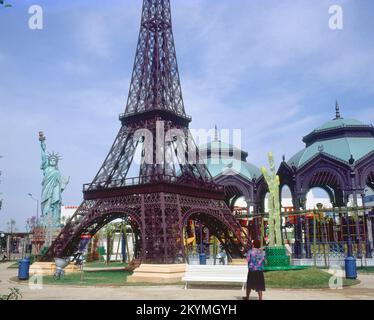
[70,3,139,59]
[60,60,93,76]
[353,107,374,123]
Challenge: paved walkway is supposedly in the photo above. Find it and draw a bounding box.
[0,262,373,300]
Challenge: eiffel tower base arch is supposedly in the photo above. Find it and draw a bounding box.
[42,189,248,266]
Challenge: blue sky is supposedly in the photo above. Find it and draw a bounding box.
[0,0,373,231]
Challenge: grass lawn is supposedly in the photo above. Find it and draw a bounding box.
[264,268,359,289]
[7,261,128,270]
[41,270,133,286]
[21,267,358,289]
[357,266,374,273]
[84,261,128,268]
[7,262,19,269]
[37,270,175,287]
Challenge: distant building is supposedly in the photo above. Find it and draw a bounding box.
[61,205,79,225]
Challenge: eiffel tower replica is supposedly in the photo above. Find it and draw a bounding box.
[43,0,248,266]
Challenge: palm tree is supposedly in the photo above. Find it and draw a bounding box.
[7,219,17,234]
[102,224,117,264]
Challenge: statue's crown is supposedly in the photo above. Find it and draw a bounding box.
[48,152,62,162]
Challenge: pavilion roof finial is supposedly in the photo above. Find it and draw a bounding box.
[214,125,219,141]
[334,100,342,120]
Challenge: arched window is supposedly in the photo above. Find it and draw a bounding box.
[281,185,293,210]
[367,170,374,192]
[305,187,333,210]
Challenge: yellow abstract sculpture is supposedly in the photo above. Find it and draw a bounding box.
[261,152,282,247]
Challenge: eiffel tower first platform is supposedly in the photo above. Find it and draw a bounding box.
[42,0,249,268]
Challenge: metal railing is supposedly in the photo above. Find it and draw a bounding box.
[83,175,223,193]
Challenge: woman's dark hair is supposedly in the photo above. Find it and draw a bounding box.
[253,239,261,249]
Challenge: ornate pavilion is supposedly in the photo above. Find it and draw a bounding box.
[199,128,265,212]
[278,102,374,209]
[201,104,374,260]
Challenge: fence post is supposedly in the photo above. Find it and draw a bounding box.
[305,215,312,259]
[313,210,317,268]
[322,217,328,269]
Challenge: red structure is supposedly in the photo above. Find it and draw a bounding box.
[42,0,248,263]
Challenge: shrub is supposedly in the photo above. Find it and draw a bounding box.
[0,288,22,300]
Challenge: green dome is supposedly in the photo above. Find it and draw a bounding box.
[205,158,262,180]
[288,137,374,169]
[199,139,261,181]
[314,118,365,132]
[289,104,374,168]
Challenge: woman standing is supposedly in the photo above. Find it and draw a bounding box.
[243,240,266,300]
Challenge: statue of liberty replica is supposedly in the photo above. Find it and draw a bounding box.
[39,132,69,247]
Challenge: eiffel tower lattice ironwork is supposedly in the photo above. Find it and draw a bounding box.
[42,0,249,263]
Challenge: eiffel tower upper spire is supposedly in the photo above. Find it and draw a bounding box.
[124,0,186,116]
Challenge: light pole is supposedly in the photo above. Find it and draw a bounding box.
[349,155,362,259]
[0,233,5,259]
[27,193,39,226]
[0,155,3,211]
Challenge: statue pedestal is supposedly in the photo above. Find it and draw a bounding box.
[265,246,290,267]
[127,264,186,284]
[33,227,61,256]
[44,227,61,247]
[29,262,79,276]
[231,259,247,265]
[265,246,308,271]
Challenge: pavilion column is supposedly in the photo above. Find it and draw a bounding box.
[365,223,373,258]
[342,190,354,256]
[293,195,304,259]
[245,199,251,241]
[301,194,311,259]
[252,202,260,242]
[370,213,374,256]
[350,167,363,259]
[304,216,312,259]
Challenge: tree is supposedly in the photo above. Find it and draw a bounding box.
[6,219,17,259]
[102,224,117,264]
[25,216,37,233]
[7,219,17,234]
[0,288,22,300]
[0,1,12,8]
